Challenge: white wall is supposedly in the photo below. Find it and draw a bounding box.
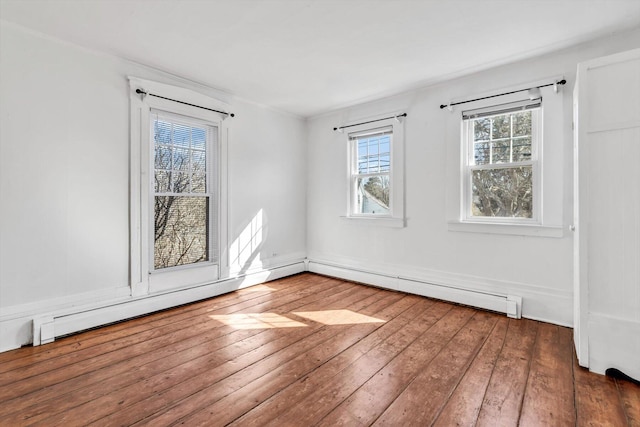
[0,22,307,350]
[306,28,640,326]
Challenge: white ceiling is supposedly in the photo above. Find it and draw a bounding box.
[1,0,639,117]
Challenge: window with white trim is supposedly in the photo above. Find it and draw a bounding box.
[129,77,228,295]
[350,126,392,216]
[462,100,541,223]
[151,111,218,270]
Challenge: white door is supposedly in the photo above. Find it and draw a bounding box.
[574,48,640,378]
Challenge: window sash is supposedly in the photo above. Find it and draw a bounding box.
[462,104,540,223]
[351,173,391,216]
[350,129,393,216]
[469,160,533,171]
[150,111,219,271]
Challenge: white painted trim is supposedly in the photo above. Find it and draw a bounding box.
[587,313,640,379]
[1,260,305,353]
[574,64,590,367]
[307,255,572,326]
[587,120,640,134]
[128,76,230,296]
[310,254,570,298]
[0,286,131,321]
[52,263,304,339]
[448,82,565,238]
[572,48,640,370]
[340,216,405,228]
[342,113,406,225]
[308,259,522,319]
[32,316,54,346]
[506,295,523,319]
[583,48,640,70]
[448,221,563,237]
[229,251,307,277]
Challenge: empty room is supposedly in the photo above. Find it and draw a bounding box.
[0,0,639,425]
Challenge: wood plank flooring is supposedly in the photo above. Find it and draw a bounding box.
[0,273,638,426]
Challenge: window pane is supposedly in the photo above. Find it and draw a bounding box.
[154,120,171,144]
[191,172,206,193]
[368,139,379,155]
[358,141,368,158]
[513,111,532,137]
[492,139,511,163]
[512,137,532,162]
[474,142,490,165]
[154,196,209,269]
[173,124,191,147]
[492,115,510,139]
[379,139,390,155]
[173,148,190,170]
[379,154,390,172]
[471,166,532,218]
[155,170,171,193]
[191,150,206,172]
[355,175,390,215]
[358,160,368,174]
[470,109,535,166]
[357,135,392,174]
[192,128,206,150]
[155,145,171,169]
[474,118,490,141]
[173,171,189,193]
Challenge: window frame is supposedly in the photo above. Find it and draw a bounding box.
[349,126,393,217]
[461,102,542,225]
[129,77,229,296]
[149,109,219,274]
[342,115,405,227]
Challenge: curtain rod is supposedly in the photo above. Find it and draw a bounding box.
[439,79,566,110]
[333,113,407,132]
[136,89,235,117]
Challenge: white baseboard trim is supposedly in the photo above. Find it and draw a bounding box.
[587,313,640,380]
[1,261,305,353]
[307,257,572,327]
[309,260,520,318]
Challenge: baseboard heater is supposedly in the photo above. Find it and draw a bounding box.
[307,260,522,319]
[31,262,306,346]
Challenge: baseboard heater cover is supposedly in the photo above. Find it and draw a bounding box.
[30,262,305,347]
[308,261,522,319]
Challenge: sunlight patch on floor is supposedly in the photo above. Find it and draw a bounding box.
[209,313,307,329]
[292,309,386,325]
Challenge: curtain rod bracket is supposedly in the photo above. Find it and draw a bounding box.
[136,88,147,100]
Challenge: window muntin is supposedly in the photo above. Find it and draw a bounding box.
[463,103,540,221]
[350,127,392,216]
[151,112,218,270]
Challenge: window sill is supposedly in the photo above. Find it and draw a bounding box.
[341,216,406,228]
[448,221,564,238]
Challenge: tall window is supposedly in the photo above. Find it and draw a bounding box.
[350,126,392,216]
[462,100,540,222]
[151,111,218,270]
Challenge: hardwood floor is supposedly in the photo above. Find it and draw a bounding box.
[0,273,638,426]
